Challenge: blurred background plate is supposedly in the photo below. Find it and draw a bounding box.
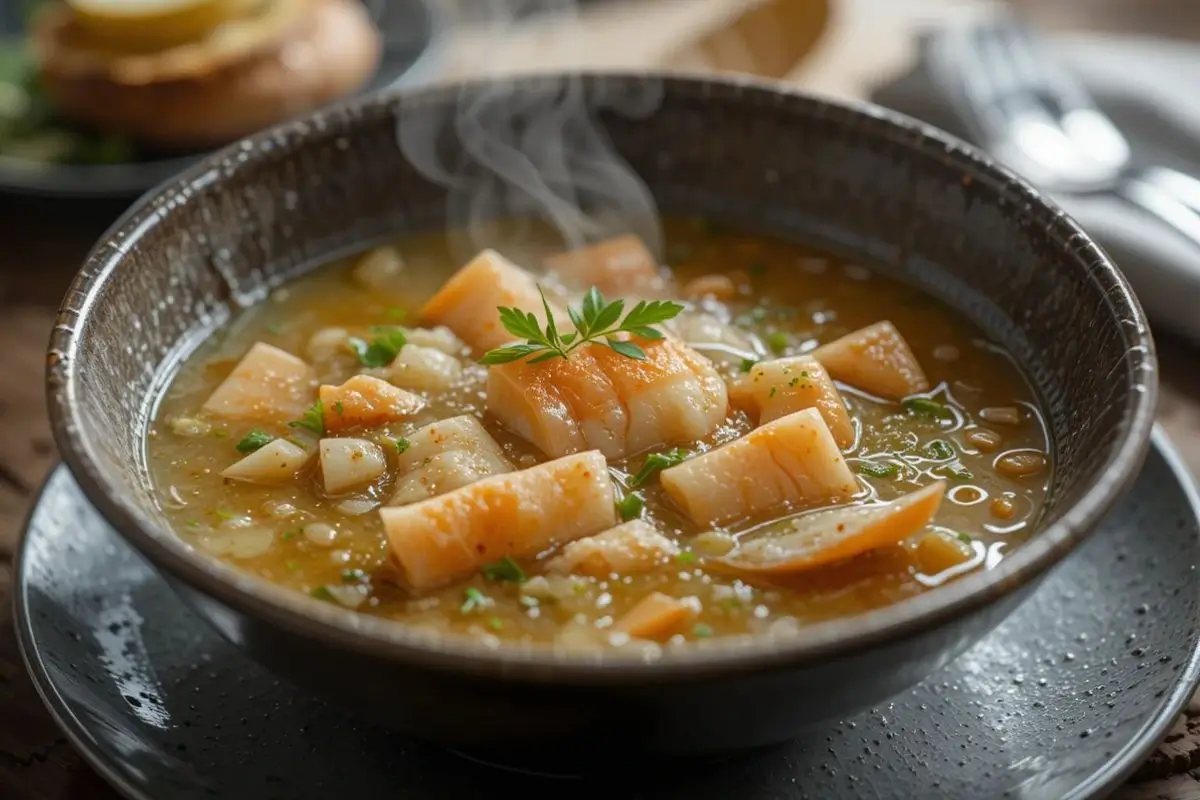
[0,0,444,200]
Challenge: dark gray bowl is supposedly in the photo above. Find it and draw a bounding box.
[46,72,1157,756]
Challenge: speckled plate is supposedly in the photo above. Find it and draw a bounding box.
[14,428,1200,800]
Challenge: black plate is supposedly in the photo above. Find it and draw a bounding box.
[0,0,444,199]
[14,428,1200,799]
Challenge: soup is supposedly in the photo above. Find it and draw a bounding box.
[148,220,1050,653]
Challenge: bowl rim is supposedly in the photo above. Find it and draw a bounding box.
[46,70,1159,684]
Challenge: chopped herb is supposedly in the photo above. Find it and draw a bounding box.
[487,617,504,631]
[341,569,368,584]
[211,429,229,439]
[384,307,407,321]
[332,401,344,417]
[351,326,407,368]
[902,397,952,419]
[266,323,285,335]
[482,556,526,583]
[212,508,237,520]
[630,447,690,487]
[740,357,758,373]
[392,436,411,454]
[957,532,973,544]
[185,519,200,528]
[479,286,685,365]
[676,550,697,564]
[616,492,645,521]
[788,377,799,388]
[282,529,299,541]
[309,586,335,602]
[461,587,490,613]
[693,623,714,638]
[769,386,778,398]
[857,462,900,478]
[925,439,955,460]
[288,401,325,435]
[285,560,299,571]
[748,261,767,277]
[766,331,790,353]
[235,430,273,454]
[939,465,974,481]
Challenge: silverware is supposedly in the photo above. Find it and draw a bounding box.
[928,17,1200,252]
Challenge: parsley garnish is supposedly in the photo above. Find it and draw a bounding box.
[351,326,407,368]
[925,439,955,460]
[288,401,325,435]
[629,448,689,487]
[693,623,714,638]
[235,430,273,454]
[479,286,684,365]
[857,462,900,478]
[309,586,335,603]
[482,556,526,583]
[487,617,503,631]
[939,465,974,481]
[902,397,952,419]
[212,508,237,520]
[384,307,407,321]
[461,587,491,613]
[740,357,758,373]
[676,550,697,564]
[266,323,285,335]
[332,401,344,417]
[766,331,790,353]
[957,532,973,544]
[393,437,411,454]
[616,492,644,521]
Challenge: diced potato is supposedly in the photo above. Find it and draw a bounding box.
[389,449,513,505]
[712,481,946,576]
[394,415,508,473]
[404,326,466,356]
[811,321,929,400]
[419,249,565,352]
[729,356,855,448]
[546,519,680,578]
[221,439,312,485]
[319,375,424,432]
[352,245,405,292]
[660,407,858,527]
[387,343,463,394]
[380,451,616,590]
[612,592,692,640]
[201,342,314,422]
[319,438,387,494]
[542,234,667,297]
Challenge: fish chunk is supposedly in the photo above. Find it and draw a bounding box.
[390,449,514,506]
[319,438,387,494]
[613,592,692,641]
[393,415,508,473]
[380,451,616,590]
[319,375,424,432]
[660,407,858,526]
[487,336,728,459]
[712,481,946,576]
[543,234,667,297]
[811,321,928,400]
[546,519,680,578]
[729,356,855,448]
[387,343,464,395]
[202,342,314,422]
[418,249,564,352]
[221,439,312,484]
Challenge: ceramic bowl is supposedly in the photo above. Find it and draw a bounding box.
[46,72,1157,756]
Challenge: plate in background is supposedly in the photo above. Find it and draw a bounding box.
[0,0,445,200]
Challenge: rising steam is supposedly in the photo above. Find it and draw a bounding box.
[395,0,664,266]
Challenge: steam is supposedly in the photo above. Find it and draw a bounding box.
[396,0,664,266]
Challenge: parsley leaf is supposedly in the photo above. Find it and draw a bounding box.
[235,430,273,454]
[288,401,325,435]
[740,357,758,373]
[902,397,953,419]
[616,492,644,521]
[461,587,491,613]
[629,448,689,487]
[857,462,900,478]
[925,439,955,460]
[482,556,526,583]
[351,326,407,368]
[393,437,411,454]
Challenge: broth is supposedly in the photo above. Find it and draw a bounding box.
[147,220,1049,653]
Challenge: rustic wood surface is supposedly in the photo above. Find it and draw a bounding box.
[3,1,1200,797]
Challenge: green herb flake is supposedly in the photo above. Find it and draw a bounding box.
[461,587,490,613]
[616,492,645,521]
[693,623,714,638]
[392,436,411,454]
[482,556,526,583]
[479,286,684,366]
[630,447,690,487]
[309,586,335,603]
[384,307,407,321]
[487,617,504,631]
[941,465,974,481]
[766,331,790,353]
[212,508,237,520]
[925,439,955,461]
[282,529,299,541]
[185,519,200,528]
[857,462,900,478]
[332,401,344,417]
[739,357,758,373]
[769,386,778,398]
[235,430,273,454]
[265,323,285,335]
[288,400,326,436]
[676,550,697,565]
[957,532,973,544]
[341,569,368,584]
[352,326,407,368]
[902,397,952,419]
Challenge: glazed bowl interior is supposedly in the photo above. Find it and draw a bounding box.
[48,72,1156,678]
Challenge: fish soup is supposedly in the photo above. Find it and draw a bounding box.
[148,220,1050,652]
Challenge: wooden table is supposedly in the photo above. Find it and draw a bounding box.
[4,1,1200,796]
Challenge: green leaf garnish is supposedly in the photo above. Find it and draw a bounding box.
[766,331,790,353]
[479,286,684,366]
[332,401,344,417]
[616,492,645,521]
[488,617,504,631]
[857,462,900,478]
[939,465,974,481]
[393,436,411,454]
[629,448,689,487]
[351,326,407,368]
[740,357,758,373]
[693,623,714,638]
[235,430,273,454]
[902,397,952,419]
[675,550,697,564]
[957,532,973,544]
[924,439,955,460]
[309,586,335,603]
[288,401,325,435]
[461,587,491,613]
[482,556,526,583]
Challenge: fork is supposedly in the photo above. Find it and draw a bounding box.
[927,17,1200,252]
